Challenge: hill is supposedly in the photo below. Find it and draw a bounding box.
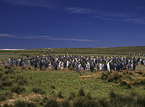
[0,46,145,56]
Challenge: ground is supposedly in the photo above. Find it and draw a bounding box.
[0,47,145,106]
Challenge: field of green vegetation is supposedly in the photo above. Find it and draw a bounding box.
[0,46,145,107]
[0,46,145,56]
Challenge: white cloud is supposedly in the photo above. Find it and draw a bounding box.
[0,33,12,37]
[0,33,97,42]
[95,12,145,25]
[123,17,145,24]
[67,7,91,14]
[0,0,56,9]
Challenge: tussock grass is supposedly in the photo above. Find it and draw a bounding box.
[57,90,63,98]
[32,87,45,94]
[50,85,55,89]
[11,86,26,94]
[0,95,6,101]
[14,100,37,107]
[60,100,70,107]
[44,98,59,107]
[2,81,13,87]
[78,88,85,96]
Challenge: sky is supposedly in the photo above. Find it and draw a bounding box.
[0,0,145,49]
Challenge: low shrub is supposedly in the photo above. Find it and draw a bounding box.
[18,79,27,85]
[79,88,85,96]
[5,91,13,99]
[15,76,25,82]
[1,76,8,81]
[11,86,26,94]
[136,96,145,106]
[2,81,13,87]
[14,100,37,107]
[4,66,11,69]
[85,93,92,100]
[120,81,127,86]
[57,90,63,98]
[109,90,116,99]
[133,80,145,85]
[66,92,75,101]
[139,79,145,85]
[136,71,143,75]
[109,90,139,106]
[101,72,109,80]
[0,95,6,101]
[0,84,4,90]
[32,87,45,94]
[5,70,14,74]
[97,98,109,107]
[44,98,59,107]
[60,100,70,107]
[127,84,132,89]
[73,97,98,107]
[0,72,3,79]
[50,85,55,89]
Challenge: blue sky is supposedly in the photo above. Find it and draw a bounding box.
[0,0,145,49]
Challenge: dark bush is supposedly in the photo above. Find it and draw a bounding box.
[97,98,109,107]
[107,78,114,82]
[44,99,59,107]
[126,76,132,80]
[60,100,70,107]
[15,100,37,107]
[101,73,108,80]
[127,84,132,89]
[120,81,127,86]
[0,95,6,101]
[136,71,143,75]
[50,85,55,89]
[5,70,14,74]
[129,72,133,75]
[5,66,11,69]
[109,91,135,106]
[0,72,3,79]
[85,93,92,100]
[109,90,116,98]
[11,86,26,94]
[5,91,13,99]
[57,90,63,98]
[123,72,127,75]
[136,96,145,106]
[32,87,45,94]
[66,92,75,100]
[133,80,145,85]
[79,88,85,96]
[113,73,121,80]
[0,84,4,90]
[73,97,98,107]
[41,97,48,105]
[15,76,25,82]
[2,81,13,87]
[139,79,145,85]
[1,76,8,81]
[130,91,138,97]
[18,80,27,85]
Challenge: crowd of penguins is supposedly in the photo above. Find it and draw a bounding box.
[2,55,145,72]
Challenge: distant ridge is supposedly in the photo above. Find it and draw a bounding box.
[0,49,25,50]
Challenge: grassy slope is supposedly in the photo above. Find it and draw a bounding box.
[0,46,145,56]
[0,63,145,106]
[0,46,145,106]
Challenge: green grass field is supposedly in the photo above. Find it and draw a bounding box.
[0,46,145,106]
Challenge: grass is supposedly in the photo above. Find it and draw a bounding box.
[0,46,145,106]
[0,66,145,106]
